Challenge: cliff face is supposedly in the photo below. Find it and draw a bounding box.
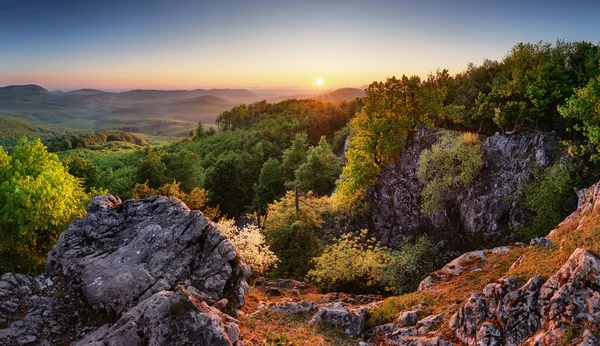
[368,127,565,248]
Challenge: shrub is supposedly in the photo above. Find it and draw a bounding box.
[521,163,578,239]
[264,191,328,279]
[307,230,391,293]
[216,219,278,277]
[132,180,220,220]
[418,132,484,215]
[383,235,439,294]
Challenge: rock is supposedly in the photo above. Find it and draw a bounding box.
[418,250,487,291]
[529,237,551,247]
[440,250,486,276]
[2,195,252,346]
[394,310,420,327]
[212,298,228,312]
[47,195,250,315]
[417,276,434,291]
[368,128,566,248]
[450,276,543,346]
[309,302,368,338]
[538,248,600,333]
[0,273,63,346]
[490,246,511,254]
[74,286,240,346]
[373,312,452,346]
[447,248,600,345]
[264,287,284,296]
[265,300,318,314]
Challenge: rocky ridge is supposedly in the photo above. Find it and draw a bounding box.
[370,181,600,345]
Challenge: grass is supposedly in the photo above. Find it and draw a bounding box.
[239,310,356,346]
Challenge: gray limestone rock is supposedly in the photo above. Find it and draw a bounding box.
[46,195,250,316]
[74,286,241,346]
[368,127,567,247]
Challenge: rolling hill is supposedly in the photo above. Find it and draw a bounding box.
[0,85,259,136]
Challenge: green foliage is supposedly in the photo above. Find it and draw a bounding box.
[63,155,99,192]
[295,136,342,196]
[383,235,438,294]
[132,180,220,221]
[44,131,148,152]
[0,139,88,274]
[521,163,578,239]
[137,147,167,189]
[331,126,350,156]
[204,151,245,217]
[282,133,309,182]
[162,149,204,192]
[264,191,329,279]
[473,40,600,132]
[336,74,457,210]
[307,230,391,293]
[559,76,600,161]
[418,132,484,216]
[253,158,285,216]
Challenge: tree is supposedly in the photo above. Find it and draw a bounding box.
[307,230,391,293]
[559,76,600,160]
[163,149,204,192]
[383,235,439,294]
[63,155,99,192]
[0,139,89,273]
[281,132,308,182]
[252,158,285,221]
[335,75,445,210]
[263,191,328,278]
[295,136,342,196]
[137,147,166,188]
[132,180,220,221]
[204,151,244,217]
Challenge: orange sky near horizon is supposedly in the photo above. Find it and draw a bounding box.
[2,1,599,91]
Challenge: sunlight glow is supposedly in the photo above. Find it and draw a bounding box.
[315,77,324,86]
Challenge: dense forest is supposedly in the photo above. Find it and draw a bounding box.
[2,40,600,296]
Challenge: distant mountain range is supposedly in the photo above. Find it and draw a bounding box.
[0,84,364,137]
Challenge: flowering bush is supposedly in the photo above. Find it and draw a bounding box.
[216,219,278,277]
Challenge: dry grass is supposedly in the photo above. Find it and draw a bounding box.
[238,310,356,345]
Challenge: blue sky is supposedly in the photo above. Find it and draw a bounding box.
[1,0,599,90]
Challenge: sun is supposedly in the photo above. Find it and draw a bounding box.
[315,77,324,86]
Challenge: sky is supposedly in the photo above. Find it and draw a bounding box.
[1,0,599,91]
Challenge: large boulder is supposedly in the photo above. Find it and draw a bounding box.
[47,195,250,315]
[1,195,250,346]
[368,127,565,247]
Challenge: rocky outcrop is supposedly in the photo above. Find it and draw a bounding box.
[47,195,249,315]
[447,247,600,346]
[0,195,250,346]
[309,302,371,338]
[74,286,241,346]
[368,127,565,247]
[0,274,62,346]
